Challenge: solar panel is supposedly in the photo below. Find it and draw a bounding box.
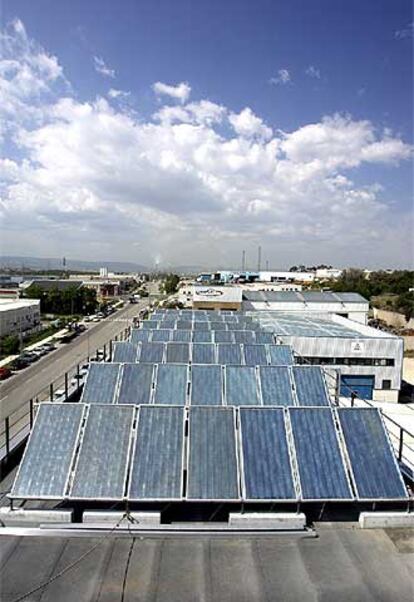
[259,366,295,406]
[151,329,172,342]
[141,320,160,329]
[192,330,213,343]
[166,342,190,363]
[129,406,184,500]
[187,407,239,500]
[292,366,330,406]
[217,343,242,365]
[234,330,255,344]
[225,366,260,406]
[11,404,84,499]
[210,321,227,331]
[214,330,234,343]
[243,344,268,366]
[190,365,223,406]
[289,408,353,500]
[81,363,120,404]
[337,408,408,500]
[70,405,134,499]
[172,330,192,342]
[255,331,274,344]
[138,342,165,363]
[112,342,138,363]
[154,364,188,405]
[239,408,296,500]
[193,321,211,331]
[268,345,294,366]
[130,329,151,343]
[191,343,216,364]
[176,320,193,330]
[116,363,154,405]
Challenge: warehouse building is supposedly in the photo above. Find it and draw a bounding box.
[243,291,369,324]
[0,298,41,337]
[248,311,403,402]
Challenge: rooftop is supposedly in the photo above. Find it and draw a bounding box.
[193,286,243,303]
[243,291,368,304]
[0,298,40,312]
[247,312,396,339]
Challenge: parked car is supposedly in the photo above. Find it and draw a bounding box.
[9,358,29,370]
[19,352,39,364]
[0,367,12,380]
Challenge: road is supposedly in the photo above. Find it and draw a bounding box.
[0,298,149,422]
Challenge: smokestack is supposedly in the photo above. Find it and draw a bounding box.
[242,250,246,272]
[257,246,262,272]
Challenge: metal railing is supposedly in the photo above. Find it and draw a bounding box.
[0,325,131,466]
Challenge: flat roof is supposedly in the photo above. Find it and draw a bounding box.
[0,526,412,601]
[243,291,368,305]
[0,299,40,312]
[247,312,394,339]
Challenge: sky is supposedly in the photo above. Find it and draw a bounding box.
[0,0,413,270]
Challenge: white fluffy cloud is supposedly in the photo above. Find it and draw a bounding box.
[306,65,321,79]
[0,21,412,267]
[152,81,191,103]
[229,108,273,140]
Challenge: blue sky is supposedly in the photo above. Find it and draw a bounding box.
[1,0,413,268]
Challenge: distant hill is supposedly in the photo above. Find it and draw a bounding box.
[0,255,148,273]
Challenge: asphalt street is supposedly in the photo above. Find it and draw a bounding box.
[0,299,149,422]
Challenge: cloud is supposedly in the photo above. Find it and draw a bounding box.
[0,20,412,268]
[93,56,115,78]
[108,88,130,99]
[394,23,414,39]
[269,69,291,85]
[228,107,272,140]
[306,65,321,79]
[152,81,191,103]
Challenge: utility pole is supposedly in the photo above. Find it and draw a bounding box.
[257,246,262,272]
[266,259,269,271]
[242,250,246,272]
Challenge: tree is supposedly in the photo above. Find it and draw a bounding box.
[396,292,414,322]
[1,335,20,356]
[162,274,180,295]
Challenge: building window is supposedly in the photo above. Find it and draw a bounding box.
[298,356,395,367]
[382,380,391,390]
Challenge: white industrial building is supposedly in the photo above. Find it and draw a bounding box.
[243,291,369,324]
[248,311,403,402]
[0,299,41,338]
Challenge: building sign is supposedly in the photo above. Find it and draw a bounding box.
[195,289,224,297]
[351,340,365,353]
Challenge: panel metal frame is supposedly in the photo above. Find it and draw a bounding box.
[237,406,299,502]
[334,407,408,502]
[127,404,186,502]
[186,406,241,502]
[67,404,136,501]
[10,402,86,501]
[287,406,355,502]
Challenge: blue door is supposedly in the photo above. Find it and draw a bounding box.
[340,375,374,400]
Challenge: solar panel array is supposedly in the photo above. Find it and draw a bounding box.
[80,363,330,406]
[129,329,273,345]
[114,341,293,365]
[11,404,408,503]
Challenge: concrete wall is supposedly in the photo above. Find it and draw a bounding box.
[373,308,414,330]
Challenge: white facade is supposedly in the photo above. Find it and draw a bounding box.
[315,268,343,280]
[0,299,41,338]
[243,291,369,324]
[258,271,315,283]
